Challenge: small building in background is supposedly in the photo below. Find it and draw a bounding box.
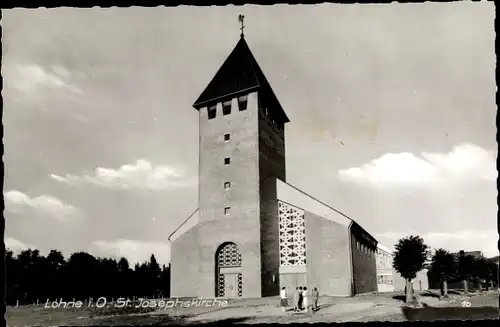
[376,244,394,292]
[376,243,429,293]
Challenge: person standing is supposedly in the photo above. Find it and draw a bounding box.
[293,287,300,311]
[298,286,304,311]
[280,287,288,312]
[302,286,309,312]
[312,287,319,311]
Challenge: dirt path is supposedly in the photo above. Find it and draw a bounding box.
[8,291,497,325]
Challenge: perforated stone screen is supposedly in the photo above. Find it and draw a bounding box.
[217,243,242,267]
[216,242,243,297]
[278,201,307,266]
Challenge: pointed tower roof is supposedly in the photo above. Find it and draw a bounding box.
[193,36,290,123]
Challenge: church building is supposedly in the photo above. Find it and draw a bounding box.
[169,29,378,298]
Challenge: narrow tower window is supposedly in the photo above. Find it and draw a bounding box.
[224,157,231,165]
[224,133,231,141]
[224,182,231,190]
[208,105,217,120]
[224,207,231,215]
[238,95,248,111]
[222,101,232,115]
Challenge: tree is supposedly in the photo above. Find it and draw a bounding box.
[6,250,21,303]
[457,251,475,294]
[44,250,66,299]
[393,235,430,303]
[5,247,167,305]
[117,257,130,272]
[65,252,99,299]
[430,248,456,298]
[17,249,42,303]
[148,254,161,296]
[159,264,171,298]
[485,259,498,290]
[472,257,489,291]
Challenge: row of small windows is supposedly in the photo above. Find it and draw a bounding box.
[224,181,231,214]
[377,275,394,285]
[356,241,375,257]
[207,96,248,120]
[377,252,392,268]
[222,121,234,215]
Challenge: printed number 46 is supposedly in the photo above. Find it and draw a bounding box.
[461,300,471,307]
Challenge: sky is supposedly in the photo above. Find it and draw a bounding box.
[2,3,497,265]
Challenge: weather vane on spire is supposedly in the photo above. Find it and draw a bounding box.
[238,14,245,38]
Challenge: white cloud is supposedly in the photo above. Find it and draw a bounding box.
[4,190,82,221]
[338,143,497,188]
[5,237,38,254]
[51,159,196,190]
[6,63,82,95]
[376,229,498,258]
[91,239,171,265]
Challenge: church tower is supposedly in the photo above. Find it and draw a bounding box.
[171,18,380,299]
[171,21,291,298]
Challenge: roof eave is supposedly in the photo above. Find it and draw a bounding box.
[192,85,261,110]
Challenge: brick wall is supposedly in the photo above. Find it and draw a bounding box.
[350,230,377,294]
[171,218,262,298]
[258,92,287,297]
[259,179,281,297]
[171,92,264,298]
[258,99,286,182]
[197,219,262,298]
[306,211,351,296]
[170,225,200,297]
[198,93,260,224]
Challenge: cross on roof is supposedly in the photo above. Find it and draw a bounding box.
[238,14,245,37]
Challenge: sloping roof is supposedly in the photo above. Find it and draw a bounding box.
[168,209,199,242]
[275,177,352,227]
[274,177,378,245]
[377,243,394,254]
[193,36,290,123]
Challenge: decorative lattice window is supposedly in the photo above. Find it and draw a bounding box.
[237,273,243,296]
[217,274,225,296]
[278,201,306,266]
[215,243,243,297]
[217,243,242,267]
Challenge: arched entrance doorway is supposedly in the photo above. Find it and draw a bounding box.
[215,242,242,298]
